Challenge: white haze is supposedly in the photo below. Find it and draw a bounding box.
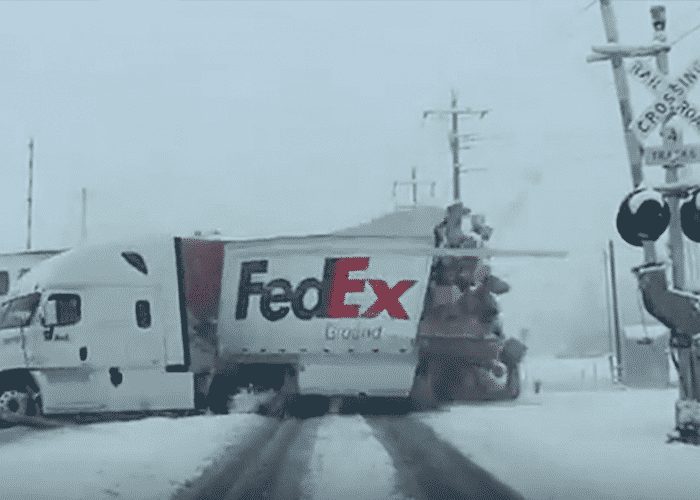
[2,1,700,353]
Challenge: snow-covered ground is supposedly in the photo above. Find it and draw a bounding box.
[423,388,699,500]
[522,354,677,391]
[0,413,266,500]
[0,358,696,500]
[523,355,616,391]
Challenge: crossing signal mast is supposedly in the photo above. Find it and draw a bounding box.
[590,0,700,442]
[423,90,489,202]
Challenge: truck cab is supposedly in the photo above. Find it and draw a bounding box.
[0,236,194,421]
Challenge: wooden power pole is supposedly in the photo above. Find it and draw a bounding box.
[26,138,34,251]
[423,91,489,203]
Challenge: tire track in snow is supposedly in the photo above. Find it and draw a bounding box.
[366,416,524,500]
[172,416,320,500]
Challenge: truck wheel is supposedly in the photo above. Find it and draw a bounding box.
[286,395,330,418]
[206,375,231,415]
[0,386,37,428]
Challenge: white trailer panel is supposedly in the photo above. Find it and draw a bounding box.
[217,236,432,396]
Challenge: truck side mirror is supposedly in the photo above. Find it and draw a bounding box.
[43,300,58,327]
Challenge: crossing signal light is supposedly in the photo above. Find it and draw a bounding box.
[681,190,700,243]
[616,189,670,247]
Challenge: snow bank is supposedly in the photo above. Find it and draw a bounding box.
[522,355,677,392]
[522,355,616,391]
[0,413,265,500]
[422,389,700,500]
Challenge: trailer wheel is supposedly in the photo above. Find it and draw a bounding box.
[206,375,232,415]
[286,395,330,418]
[0,385,37,428]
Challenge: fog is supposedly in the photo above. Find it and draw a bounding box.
[2,1,700,353]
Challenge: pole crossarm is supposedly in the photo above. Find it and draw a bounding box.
[394,180,435,186]
[423,109,489,119]
[588,43,671,63]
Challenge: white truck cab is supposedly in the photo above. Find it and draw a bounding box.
[0,236,193,420]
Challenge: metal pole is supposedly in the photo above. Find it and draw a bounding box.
[649,5,697,405]
[26,138,34,251]
[81,187,88,242]
[411,167,417,206]
[451,91,460,202]
[603,248,615,357]
[597,0,657,264]
[651,5,686,290]
[609,239,624,380]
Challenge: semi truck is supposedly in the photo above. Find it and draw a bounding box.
[0,234,435,422]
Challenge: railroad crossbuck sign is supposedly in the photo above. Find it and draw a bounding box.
[628,58,700,144]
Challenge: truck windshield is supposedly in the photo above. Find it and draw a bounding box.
[0,293,40,330]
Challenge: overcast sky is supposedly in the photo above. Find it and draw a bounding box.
[2,0,700,352]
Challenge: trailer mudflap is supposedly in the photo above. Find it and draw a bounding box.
[296,353,417,397]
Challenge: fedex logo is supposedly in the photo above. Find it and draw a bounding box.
[234,257,416,321]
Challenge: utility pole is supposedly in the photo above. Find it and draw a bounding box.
[392,167,435,209]
[423,90,488,202]
[26,138,34,251]
[602,247,615,361]
[608,239,623,381]
[81,187,88,242]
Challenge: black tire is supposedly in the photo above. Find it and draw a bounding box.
[206,376,232,415]
[286,395,330,418]
[0,385,36,428]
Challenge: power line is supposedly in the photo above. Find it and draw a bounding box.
[580,0,597,14]
[672,21,700,46]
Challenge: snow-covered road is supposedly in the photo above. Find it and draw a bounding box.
[1,388,698,500]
